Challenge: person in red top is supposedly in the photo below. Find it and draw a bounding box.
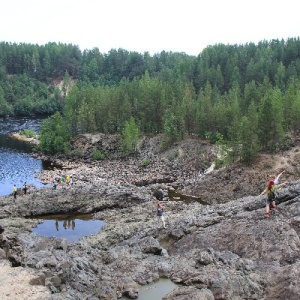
[259,177,288,218]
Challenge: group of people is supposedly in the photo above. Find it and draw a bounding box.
[53,175,73,189]
[12,182,28,200]
[55,219,76,231]
[259,170,288,218]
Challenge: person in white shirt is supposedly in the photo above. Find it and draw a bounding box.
[157,201,166,228]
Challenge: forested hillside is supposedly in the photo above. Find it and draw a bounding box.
[1,39,300,162]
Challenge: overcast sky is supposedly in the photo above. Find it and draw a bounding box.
[1,0,299,56]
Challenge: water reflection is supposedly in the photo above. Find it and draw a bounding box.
[62,219,76,230]
[32,214,106,243]
[0,134,34,153]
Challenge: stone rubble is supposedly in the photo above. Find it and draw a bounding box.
[0,134,300,299]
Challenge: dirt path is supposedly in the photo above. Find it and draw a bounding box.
[0,260,50,300]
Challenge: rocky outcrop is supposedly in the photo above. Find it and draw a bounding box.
[1,134,300,299]
[0,180,300,299]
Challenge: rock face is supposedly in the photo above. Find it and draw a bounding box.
[1,134,300,300]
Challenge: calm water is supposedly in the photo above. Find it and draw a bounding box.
[121,279,177,300]
[32,214,106,243]
[0,117,54,196]
[168,190,209,205]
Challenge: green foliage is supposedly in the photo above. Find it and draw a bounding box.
[258,88,284,151]
[120,117,141,157]
[140,158,151,168]
[0,87,13,116]
[92,148,107,160]
[162,112,179,148]
[20,129,36,138]
[213,132,239,168]
[290,91,300,133]
[14,97,34,115]
[39,112,71,154]
[2,39,300,160]
[214,158,225,169]
[66,148,84,157]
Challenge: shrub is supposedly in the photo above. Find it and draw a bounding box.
[20,129,36,138]
[67,148,84,157]
[39,112,71,154]
[92,148,107,160]
[120,117,141,157]
[140,158,151,168]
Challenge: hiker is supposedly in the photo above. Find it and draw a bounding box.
[272,170,285,186]
[61,175,66,188]
[70,176,74,187]
[157,201,166,228]
[268,170,286,202]
[201,167,205,176]
[66,175,70,187]
[13,184,17,200]
[53,178,58,190]
[259,178,288,218]
[22,182,27,195]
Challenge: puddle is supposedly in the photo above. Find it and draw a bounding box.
[121,278,177,300]
[168,190,209,205]
[31,214,105,243]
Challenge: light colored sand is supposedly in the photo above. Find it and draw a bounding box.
[0,260,50,300]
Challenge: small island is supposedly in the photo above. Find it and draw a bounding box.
[9,129,39,145]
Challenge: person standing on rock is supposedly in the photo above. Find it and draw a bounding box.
[157,201,166,228]
[270,170,285,186]
[53,178,58,190]
[70,176,74,187]
[66,175,70,187]
[201,167,205,176]
[263,171,286,207]
[259,178,288,218]
[61,175,66,189]
[22,182,27,195]
[13,184,17,200]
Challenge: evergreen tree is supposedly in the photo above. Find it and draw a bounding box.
[258,88,284,150]
[39,112,71,154]
[197,82,214,137]
[290,91,300,133]
[239,102,260,162]
[64,85,82,135]
[120,117,141,156]
[162,110,179,147]
[0,87,13,116]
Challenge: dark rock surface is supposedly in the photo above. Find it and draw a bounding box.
[1,134,300,299]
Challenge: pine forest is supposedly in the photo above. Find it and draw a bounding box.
[1,38,300,162]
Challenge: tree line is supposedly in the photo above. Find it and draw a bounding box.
[1,38,300,162]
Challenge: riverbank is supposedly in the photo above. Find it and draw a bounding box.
[9,132,39,145]
[1,133,300,299]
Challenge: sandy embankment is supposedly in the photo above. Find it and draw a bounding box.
[9,132,39,145]
[0,260,50,300]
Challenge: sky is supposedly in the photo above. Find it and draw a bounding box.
[1,0,299,56]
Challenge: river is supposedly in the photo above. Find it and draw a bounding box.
[0,117,54,197]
